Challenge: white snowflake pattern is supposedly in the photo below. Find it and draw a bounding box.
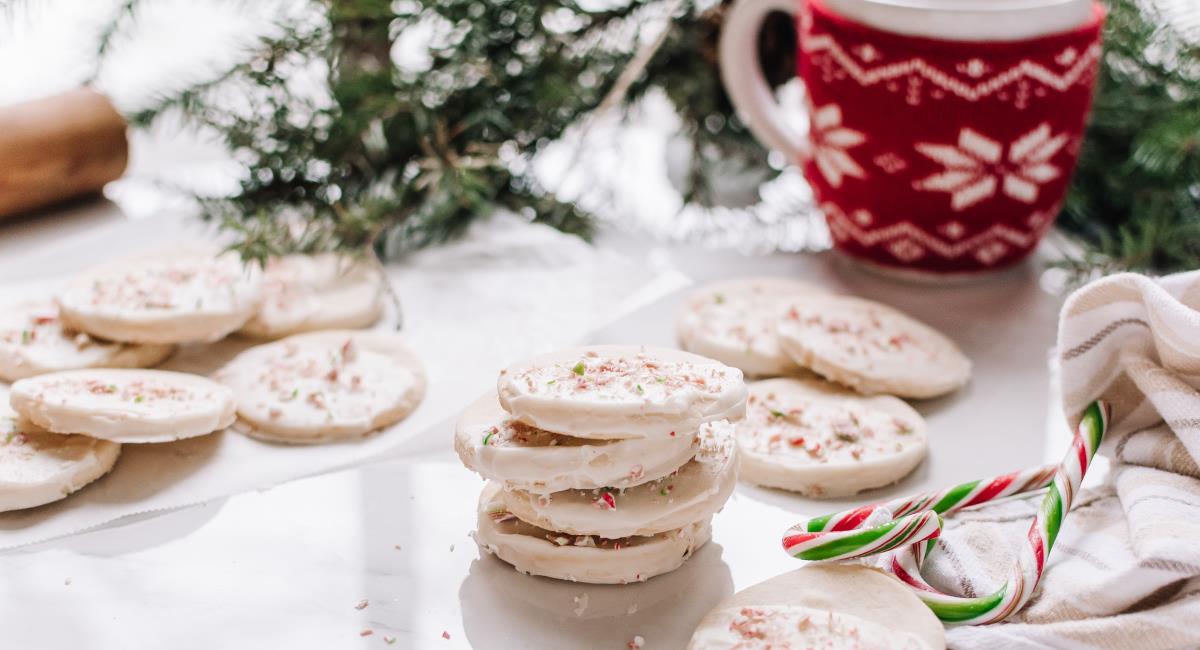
[912,123,1069,211]
[809,103,867,188]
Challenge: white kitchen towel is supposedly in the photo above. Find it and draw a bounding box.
[0,212,686,550]
[935,271,1200,649]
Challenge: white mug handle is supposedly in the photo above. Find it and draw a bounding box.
[718,0,811,162]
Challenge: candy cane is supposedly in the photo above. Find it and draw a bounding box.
[781,401,1109,625]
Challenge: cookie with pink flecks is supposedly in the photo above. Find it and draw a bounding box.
[499,420,737,538]
[10,368,235,443]
[688,565,944,650]
[737,377,927,497]
[0,404,121,512]
[239,254,384,339]
[497,345,747,440]
[214,330,425,444]
[57,247,263,345]
[677,277,829,377]
[776,294,971,399]
[0,299,174,381]
[473,482,712,585]
[455,393,699,494]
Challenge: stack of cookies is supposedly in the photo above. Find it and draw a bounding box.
[678,277,971,498]
[456,345,747,584]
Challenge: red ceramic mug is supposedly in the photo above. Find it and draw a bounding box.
[720,0,1105,277]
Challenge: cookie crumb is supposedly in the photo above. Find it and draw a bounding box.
[355,599,369,610]
[360,629,374,637]
[626,603,638,615]
[572,592,589,617]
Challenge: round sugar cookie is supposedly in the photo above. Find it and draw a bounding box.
[239,254,383,339]
[0,405,121,512]
[497,345,747,440]
[688,565,945,650]
[214,330,426,444]
[0,300,174,381]
[9,368,235,443]
[474,482,711,584]
[737,378,927,497]
[776,294,971,398]
[455,393,699,494]
[677,277,828,377]
[57,248,263,345]
[500,421,737,538]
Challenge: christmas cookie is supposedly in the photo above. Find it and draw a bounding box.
[497,345,747,439]
[0,300,174,381]
[214,330,426,444]
[239,254,383,339]
[0,405,121,512]
[677,277,828,377]
[688,565,944,650]
[474,482,711,584]
[455,393,699,494]
[57,248,263,345]
[9,368,234,443]
[736,377,927,497]
[499,421,737,538]
[776,294,971,398]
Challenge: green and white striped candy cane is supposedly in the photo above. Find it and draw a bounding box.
[781,401,1109,625]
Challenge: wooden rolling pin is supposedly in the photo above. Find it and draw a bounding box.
[0,88,128,219]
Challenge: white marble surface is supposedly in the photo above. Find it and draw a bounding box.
[0,199,1071,649]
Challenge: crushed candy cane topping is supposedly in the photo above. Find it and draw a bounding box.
[73,256,251,312]
[740,392,918,464]
[508,353,739,402]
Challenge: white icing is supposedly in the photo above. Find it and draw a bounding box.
[455,394,699,493]
[0,405,121,512]
[58,250,262,344]
[776,295,971,398]
[498,345,747,439]
[10,369,236,443]
[215,330,426,442]
[500,420,738,538]
[677,277,827,377]
[737,378,927,497]
[689,605,928,650]
[474,482,711,584]
[0,300,172,381]
[240,254,382,338]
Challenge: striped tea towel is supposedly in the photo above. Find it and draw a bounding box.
[937,271,1200,649]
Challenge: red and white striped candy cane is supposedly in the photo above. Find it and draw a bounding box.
[781,401,1109,625]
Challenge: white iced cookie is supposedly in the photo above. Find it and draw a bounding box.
[58,249,263,345]
[501,421,737,538]
[776,294,971,398]
[214,330,426,444]
[0,405,121,512]
[688,565,944,650]
[9,369,234,443]
[737,377,927,497]
[0,300,174,381]
[239,254,383,339]
[497,345,747,440]
[455,393,699,494]
[474,482,711,584]
[677,277,828,377]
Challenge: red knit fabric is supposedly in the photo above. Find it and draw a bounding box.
[796,1,1105,274]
